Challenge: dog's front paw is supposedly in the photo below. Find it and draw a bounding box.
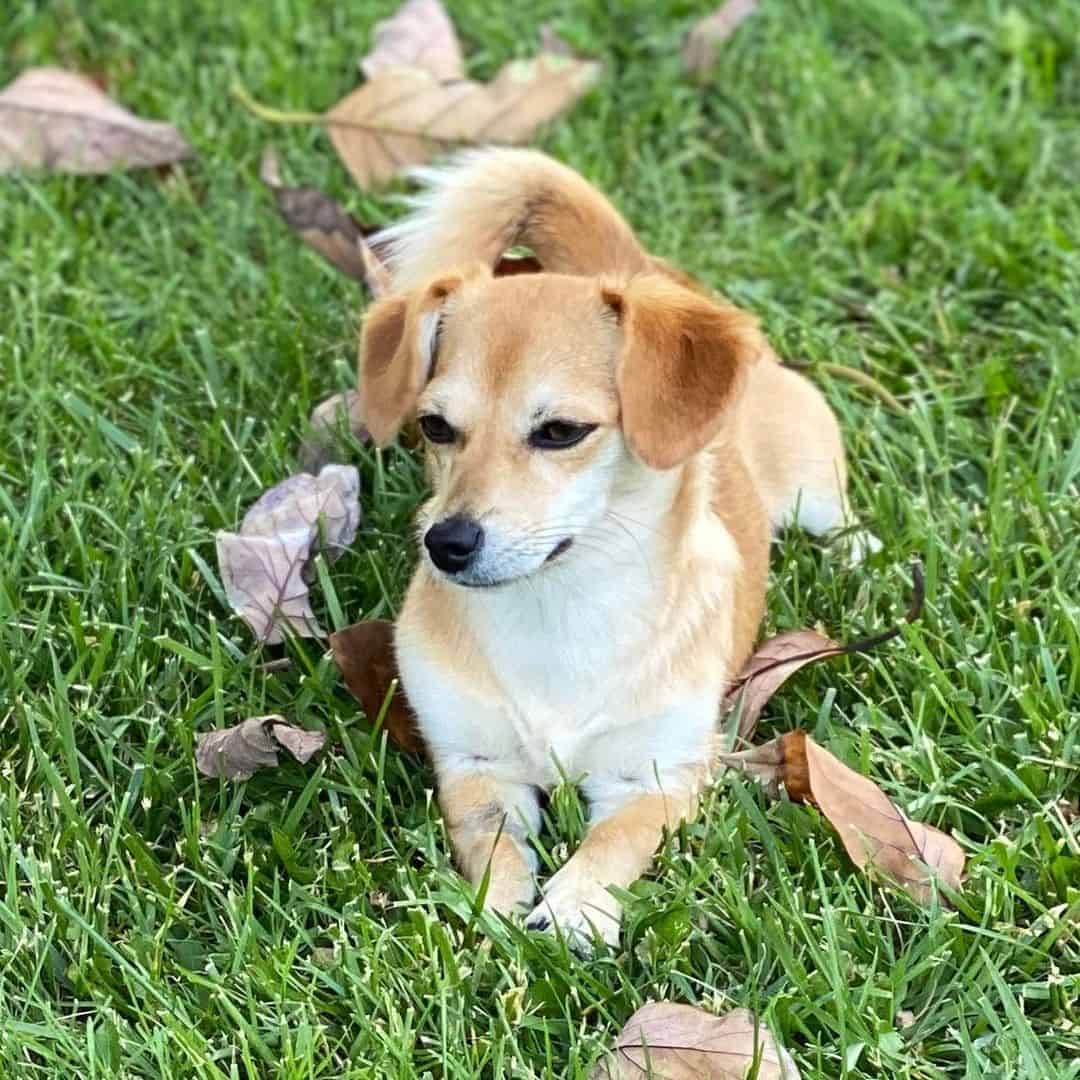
[480,871,536,918]
[525,865,621,950]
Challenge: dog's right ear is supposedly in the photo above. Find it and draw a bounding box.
[359,268,482,445]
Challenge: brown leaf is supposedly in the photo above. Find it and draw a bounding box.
[721,631,842,743]
[716,731,810,800]
[721,563,926,743]
[0,67,193,174]
[216,465,360,643]
[196,715,326,780]
[327,55,600,189]
[360,0,466,83]
[331,620,425,754]
[719,732,965,903]
[593,1003,800,1079]
[683,0,759,77]
[259,147,391,294]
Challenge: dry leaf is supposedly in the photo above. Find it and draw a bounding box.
[216,465,360,643]
[538,23,577,58]
[299,390,370,474]
[331,620,425,754]
[327,54,600,189]
[721,631,842,744]
[594,1003,800,1080]
[259,147,392,294]
[241,464,360,561]
[721,563,926,742]
[683,0,759,77]
[0,67,193,174]
[360,0,465,82]
[196,715,326,780]
[216,529,322,645]
[718,732,965,903]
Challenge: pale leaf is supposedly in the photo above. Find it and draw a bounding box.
[0,67,193,174]
[593,1003,800,1079]
[327,55,600,189]
[216,465,361,643]
[683,0,759,77]
[196,715,326,780]
[360,0,465,82]
[216,528,322,645]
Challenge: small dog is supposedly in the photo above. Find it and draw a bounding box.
[359,149,874,947]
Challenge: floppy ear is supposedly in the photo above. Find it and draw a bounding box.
[603,275,764,470]
[359,268,482,445]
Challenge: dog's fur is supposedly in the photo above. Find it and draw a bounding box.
[359,149,874,946]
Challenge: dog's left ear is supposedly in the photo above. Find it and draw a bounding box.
[360,265,487,445]
[603,275,764,470]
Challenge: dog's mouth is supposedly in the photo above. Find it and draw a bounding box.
[448,537,575,589]
[545,538,573,563]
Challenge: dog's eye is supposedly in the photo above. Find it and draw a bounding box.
[529,420,596,450]
[418,414,457,445]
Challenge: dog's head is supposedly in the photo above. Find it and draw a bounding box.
[360,266,763,588]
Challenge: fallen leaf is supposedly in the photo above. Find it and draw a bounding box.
[259,147,391,294]
[683,0,759,77]
[0,67,193,174]
[718,732,965,903]
[216,465,360,643]
[298,389,370,474]
[196,715,326,780]
[720,563,926,743]
[538,23,578,58]
[241,464,360,561]
[721,631,842,744]
[359,0,465,82]
[593,1003,800,1079]
[216,528,322,644]
[327,54,600,189]
[331,619,425,754]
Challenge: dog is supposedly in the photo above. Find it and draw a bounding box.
[358,149,876,947]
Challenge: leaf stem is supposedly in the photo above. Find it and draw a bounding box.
[231,82,326,126]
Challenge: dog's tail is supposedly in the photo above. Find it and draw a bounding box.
[377,148,652,290]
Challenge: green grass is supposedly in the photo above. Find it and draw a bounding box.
[2,0,1079,1075]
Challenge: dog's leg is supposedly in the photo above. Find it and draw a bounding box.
[525,787,697,949]
[439,772,540,916]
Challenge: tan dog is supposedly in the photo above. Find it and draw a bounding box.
[359,149,876,947]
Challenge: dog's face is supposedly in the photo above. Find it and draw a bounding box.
[360,267,762,588]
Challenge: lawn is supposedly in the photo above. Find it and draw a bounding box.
[1,0,1079,1076]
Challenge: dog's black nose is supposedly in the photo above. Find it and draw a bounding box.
[424,516,484,573]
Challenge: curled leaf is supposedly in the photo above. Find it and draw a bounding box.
[259,147,391,294]
[299,390,370,474]
[331,620,425,754]
[360,0,466,82]
[594,1003,800,1079]
[196,715,326,780]
[327,55,601,189]
[721,630,841,744]
[0,67,193,174]
[718,732,965,903]
[216,465,360,643]
[721,562,925,742]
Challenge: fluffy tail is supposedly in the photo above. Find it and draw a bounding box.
[376,148,651,290]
